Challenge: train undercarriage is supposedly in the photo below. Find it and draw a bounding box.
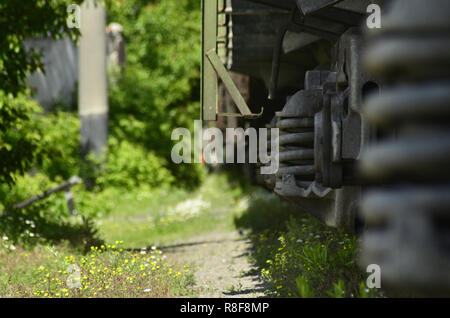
[202,0,450,295]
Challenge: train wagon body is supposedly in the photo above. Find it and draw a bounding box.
[201,0,450,296]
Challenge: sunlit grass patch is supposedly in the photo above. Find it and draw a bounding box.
[235,189,382,298]
[98,174,246,248]
[0,240,194,298]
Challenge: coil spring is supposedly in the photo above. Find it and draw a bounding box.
[360,0,450,295]
[276,115,315,188]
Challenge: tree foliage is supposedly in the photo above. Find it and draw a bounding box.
[0,0,82,184]
[107,0,204,187]
[0,0,206,246]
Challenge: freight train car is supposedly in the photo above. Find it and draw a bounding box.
[201,0,450,296]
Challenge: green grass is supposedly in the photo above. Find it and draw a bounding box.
[0,172,384,298]
[0,241,195,298]
[234,188,382,298]
[0,173,245,298]
[97,173,246,248]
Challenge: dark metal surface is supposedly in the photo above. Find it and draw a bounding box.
[312,7,364,26]
[245,0,294,10]
[203,0,450,296]
[310,28,379,189]
[268,19,291,100]
[269,69,359,229]
[216,0,387,231]
[227,0,378,95]
[296,0,343,15]
[229,0,315,92]
[360,0,450,295]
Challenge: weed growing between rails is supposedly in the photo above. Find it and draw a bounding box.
[0,240,195,298]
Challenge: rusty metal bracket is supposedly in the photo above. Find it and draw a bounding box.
[206,49,263,119]
[201,0,263,121]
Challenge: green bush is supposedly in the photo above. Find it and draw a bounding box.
[72,185,120,220]
[107,0,204,188]
[0,92,42,184]
[0,93,93,248]
[0,93,82,185]
[0,0,82,184]
[97,137,174,189]
[0,173,66,223]
[32,111,82,181]
[0,0,206,248]
[0,172,85,248]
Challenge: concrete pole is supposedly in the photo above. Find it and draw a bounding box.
[78,0,108,159]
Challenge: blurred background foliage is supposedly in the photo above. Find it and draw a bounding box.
[0,0,205,246]
[0,0,83,185]
[106,0,204,187]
